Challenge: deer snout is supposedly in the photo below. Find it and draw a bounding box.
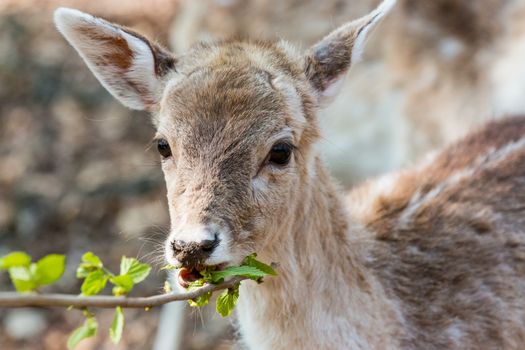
[170,234,220,267]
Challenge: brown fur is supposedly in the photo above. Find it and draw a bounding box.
[76,25,134,70]
[76,23,175,75]
[351,117,525,230]
[353,118,525,349]
[305,31,357,93]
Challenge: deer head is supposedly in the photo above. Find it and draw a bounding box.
[54,0,395,284]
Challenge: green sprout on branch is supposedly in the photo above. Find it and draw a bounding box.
[72,252,151,347]
[0,251,277,348]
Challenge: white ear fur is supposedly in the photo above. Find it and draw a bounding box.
[306,0,397,103]
[320,71,347,100]
[54,8,173,111]
[351,0,396,64]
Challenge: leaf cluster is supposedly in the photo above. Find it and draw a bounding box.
[1,250,277,347]
[0,252,65,292]
[69,252,151,348]
[77,252,150,297]
[184,253,277,317]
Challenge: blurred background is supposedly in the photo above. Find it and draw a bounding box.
[1,0,525,349]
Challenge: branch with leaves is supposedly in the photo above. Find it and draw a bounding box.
[0,251,277,349]
[0,276,247,308]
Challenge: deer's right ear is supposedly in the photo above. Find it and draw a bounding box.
[54,8,176,111]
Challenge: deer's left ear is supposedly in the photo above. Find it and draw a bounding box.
[54,8,176,111]
[305,0,396,104]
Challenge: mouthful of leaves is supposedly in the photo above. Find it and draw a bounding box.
[163,253,278,317]
[177,263,227,288]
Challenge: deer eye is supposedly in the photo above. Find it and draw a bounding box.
[268,142,293,166]
[157,138,172,158]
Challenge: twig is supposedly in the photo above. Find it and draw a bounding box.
[0,276,247,309]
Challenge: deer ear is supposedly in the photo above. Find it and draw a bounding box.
[305,0,396,104]
[54,8,176,111]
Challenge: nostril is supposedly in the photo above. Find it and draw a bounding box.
[170,234,220,265]
[200,234,220,253]
[201,244,214,253]
[172,240,184,253]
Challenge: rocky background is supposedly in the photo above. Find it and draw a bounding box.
[1,0,525,349]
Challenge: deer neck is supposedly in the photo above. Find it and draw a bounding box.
[271,157,355,279]
[237,157,403,349]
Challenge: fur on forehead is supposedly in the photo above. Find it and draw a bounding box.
[177,40,305,79]
[156,39,319,146]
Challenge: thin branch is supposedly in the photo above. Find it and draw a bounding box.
[0,276,247,309]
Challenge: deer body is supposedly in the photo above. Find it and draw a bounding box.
[237,117,525,349]
[54,1,525,348]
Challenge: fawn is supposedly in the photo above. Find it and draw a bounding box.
[54,0,525,348]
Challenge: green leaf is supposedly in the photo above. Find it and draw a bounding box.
[112,286,126,296]
[110,274,133,294]
[163,280,172,293]
[76,252,103,278]
[8,266,37,292]
[81,270,108,296]
[81,252,103,268]
[119,256,134,275]
[0,252,31,270]
[208,266,269,283]
[119,257,151,284]
[34,254,66,285]
[160,264,178,271]
[216,285,240,317]
[188,291,212,308]
[187,279,205,289]
[67,317,98,349]
[109,306,124,344]
[243,254,277,276]
[76,264,94,278]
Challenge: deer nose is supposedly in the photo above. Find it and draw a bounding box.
[171,234,220,267]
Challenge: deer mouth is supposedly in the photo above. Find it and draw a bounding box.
[178,263,227,288]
